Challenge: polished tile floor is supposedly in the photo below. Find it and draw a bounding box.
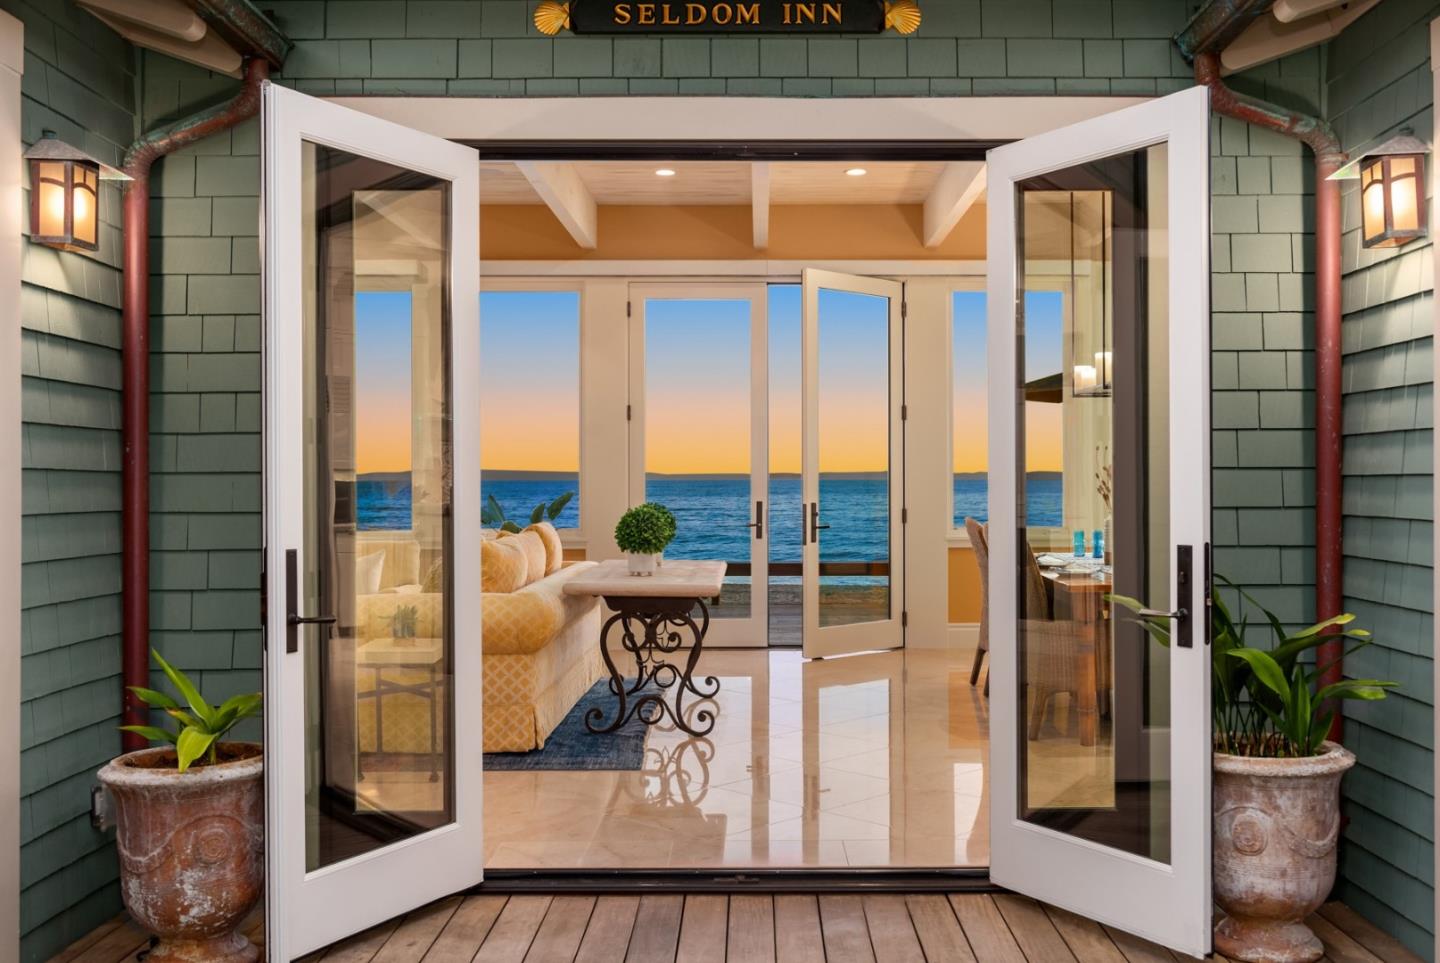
[484,646,994,870]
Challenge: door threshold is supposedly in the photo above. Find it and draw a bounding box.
[476,868,996,894]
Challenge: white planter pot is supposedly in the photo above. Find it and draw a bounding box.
[628,552,659,576]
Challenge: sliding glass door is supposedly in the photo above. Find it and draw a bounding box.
[630,284,770,646]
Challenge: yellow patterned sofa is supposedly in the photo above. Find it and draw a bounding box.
[354,530,603,755]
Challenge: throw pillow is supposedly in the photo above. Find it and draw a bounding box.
[526,521,564,575]
[356,552,385,595]
[481,538,528,594]
[499,529,548,586]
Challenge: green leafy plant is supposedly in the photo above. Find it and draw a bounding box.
[390,604,419,639]
[120,649,262,773]
[1110,577,1395,758]
[615,502,676,555]
[482,491,574,534]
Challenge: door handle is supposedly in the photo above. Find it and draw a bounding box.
[285,549,336,654]
[809,502,830,543]
[1138,545,1194,648]
[746,499,764,540]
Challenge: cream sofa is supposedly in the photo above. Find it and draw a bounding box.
[354,533,603,755]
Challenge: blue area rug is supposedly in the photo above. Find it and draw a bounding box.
[484,678,647,771]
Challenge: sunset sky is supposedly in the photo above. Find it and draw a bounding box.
[356,286,1065,477]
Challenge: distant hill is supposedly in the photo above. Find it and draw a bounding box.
[357,471,410,484]
[477,470,580,482]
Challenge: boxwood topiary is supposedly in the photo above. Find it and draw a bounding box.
[615,503,675,555]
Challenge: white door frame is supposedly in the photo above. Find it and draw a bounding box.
[986,85,1212,957]
[261,81,482,961]
[628,282,770,646]
[0,10,23,956]
[801,269,906,659]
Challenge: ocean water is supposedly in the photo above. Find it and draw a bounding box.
[359,473,1062,565]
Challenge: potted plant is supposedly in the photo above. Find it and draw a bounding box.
[615,502,675,575]
[100,649,264,963]
[482,490,574,533]
[1112,581,1395,963]
[390,603,419,645]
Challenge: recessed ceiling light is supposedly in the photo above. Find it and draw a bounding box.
[655,168,677,177]
[846,167,868,177]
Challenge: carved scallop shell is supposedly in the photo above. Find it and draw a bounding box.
[885,0,922,35]
[533,1,572,35]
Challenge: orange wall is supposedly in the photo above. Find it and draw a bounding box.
[948,546,982,623]
[481,203,986,261]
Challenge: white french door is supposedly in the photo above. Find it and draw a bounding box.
[629,283,769,646]
[262,82,482,960]
[986,85,1212,956]
[801,270,905,659]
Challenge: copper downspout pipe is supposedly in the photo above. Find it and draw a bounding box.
[1194,51,1348,740]
[120,58,269,750]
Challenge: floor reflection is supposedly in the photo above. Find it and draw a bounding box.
[484,646,990,869]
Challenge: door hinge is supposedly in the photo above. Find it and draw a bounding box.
[901,300,908,320]
[627,301,632,318]
[626,404,632,421]
[901,507,908,524]
[901,404,907,421]
[901,610,908,627]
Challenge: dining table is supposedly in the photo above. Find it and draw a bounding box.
[1039,558,1113,748]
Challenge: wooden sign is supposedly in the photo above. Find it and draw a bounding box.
[534,0,922,35]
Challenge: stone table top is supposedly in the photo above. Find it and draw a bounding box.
[562,559,727,598]
[358,637,444,665]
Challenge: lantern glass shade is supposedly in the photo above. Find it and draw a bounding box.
[29,156,100,251]
[1360,152,1427,248]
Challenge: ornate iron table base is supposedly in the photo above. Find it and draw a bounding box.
[585,595,721,737]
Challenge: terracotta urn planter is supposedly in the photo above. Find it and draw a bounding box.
[98,743,264,963]
[1213,741,1355,963]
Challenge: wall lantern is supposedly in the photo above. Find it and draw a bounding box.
[1351,130,1429,249]
[23,131,129,252]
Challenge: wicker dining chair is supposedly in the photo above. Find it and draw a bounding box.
[964,518,990,697]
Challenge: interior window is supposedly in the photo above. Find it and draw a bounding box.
[479,290,582,531]
[952,289,1066,530]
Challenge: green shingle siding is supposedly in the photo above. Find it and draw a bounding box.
[9,0,134,957]
[1326,1,1439,958]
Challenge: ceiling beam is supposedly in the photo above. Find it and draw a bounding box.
[1273,0,1354,23]
[515,161,599,250]
[923,161,986,249]
[751,162,771,250]
[1220,0,1380,74]
[85,7,241,77]
[78,0,206,41]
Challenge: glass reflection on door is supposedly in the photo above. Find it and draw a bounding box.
[1014,145,1171,863]
[814,289,892,628]
[301,143,454,871]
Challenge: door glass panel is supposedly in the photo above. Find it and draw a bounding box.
[1014,145,1171,863]
[644,298,754,620]
[301,143,454,871]
[768,284,802,645]
[815,288,890,628]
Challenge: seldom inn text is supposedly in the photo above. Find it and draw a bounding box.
[558,1,893,34]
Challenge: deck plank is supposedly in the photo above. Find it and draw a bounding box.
[1103,924,1174,963]
[374,896,463,963]
[773,895,825,963]
[1317,903,1425,963]
[474,896,552,963]
[320,918,406,963]
[1306,913,1384,963]
[726,895,776,963]
[48,916,129,963]
[423,895,509,963]
[904,894,976,963]
[1042,905,1127,963]
[994,895,1079,962]
[574,895,641,963]
[948,895,1026,963]
[64,919,151,963]
[860,895,924,963]
[677,895,728,963]
[817,895,876,963]
[524,895,596,963]
[625,895,685,963]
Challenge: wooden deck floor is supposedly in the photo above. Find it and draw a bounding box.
[48,895,1422,963]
